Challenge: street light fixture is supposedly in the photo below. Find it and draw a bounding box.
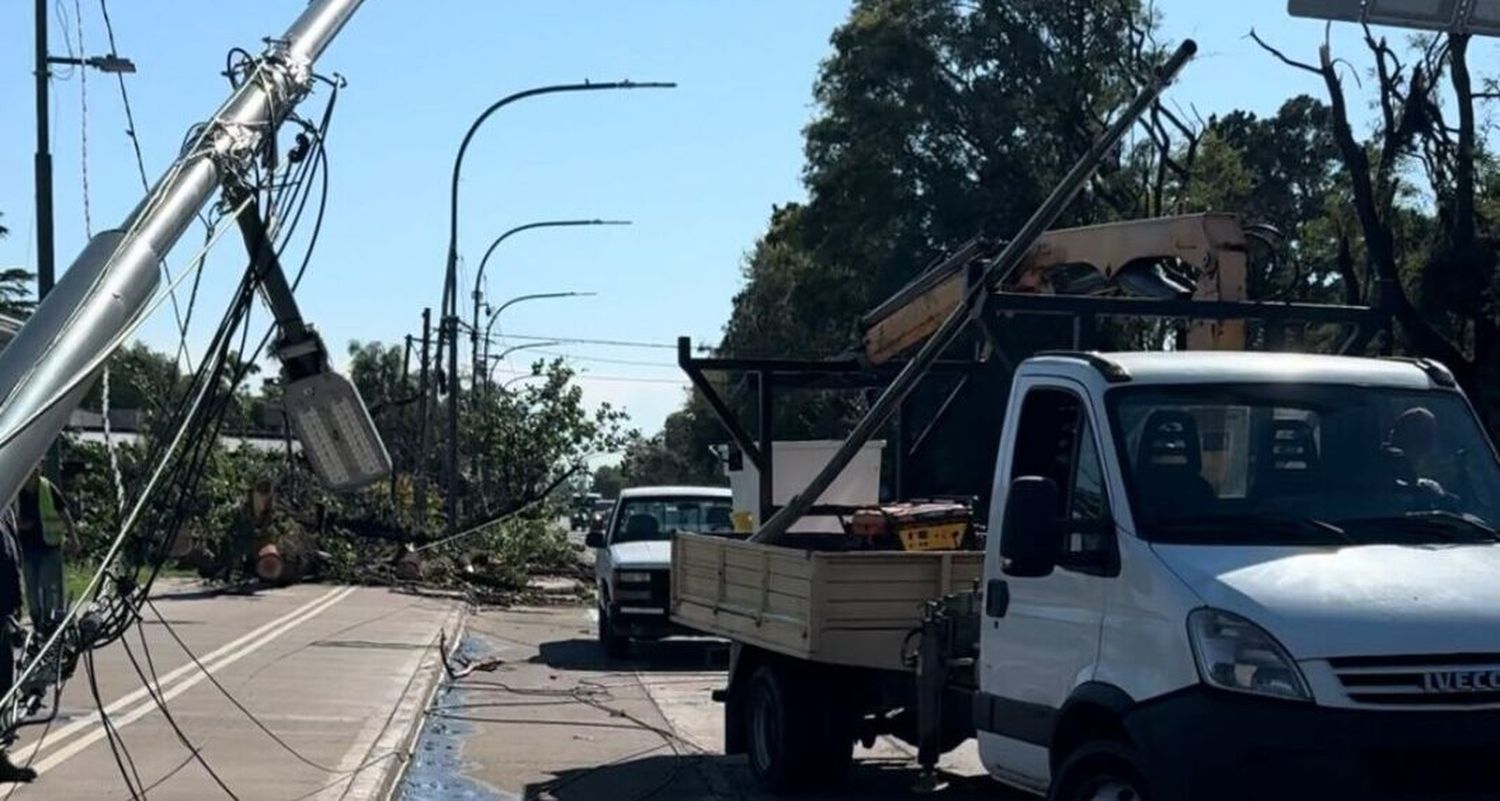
[470,219,629,378]
[439,79,674,538]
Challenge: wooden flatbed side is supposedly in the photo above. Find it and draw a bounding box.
[671,532,984,672]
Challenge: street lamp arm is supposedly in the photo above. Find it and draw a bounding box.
[446,80,673,279]
[486,291,595,328]
[473,219,629,302]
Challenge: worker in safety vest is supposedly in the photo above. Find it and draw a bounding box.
[15,469,75,634]
[0,507,37,783]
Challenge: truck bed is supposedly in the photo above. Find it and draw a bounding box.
[671,532,984,672]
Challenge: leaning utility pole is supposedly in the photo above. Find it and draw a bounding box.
[0,0,366,509]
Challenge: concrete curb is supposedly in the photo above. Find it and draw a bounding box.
[366,598,471,801]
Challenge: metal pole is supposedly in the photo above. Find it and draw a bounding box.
[441,81,673,541]
[468,219,628,378]
[445,300,460,531]
[0,0,365,510]
[34,0,54,304]
[414,307,431,527]
[752,39,1198,544]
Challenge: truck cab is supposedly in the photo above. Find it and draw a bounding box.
[589,485,732,657]
[983,351,1500,799]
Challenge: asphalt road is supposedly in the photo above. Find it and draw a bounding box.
[4,582,463,801]
[398,603,1021,801]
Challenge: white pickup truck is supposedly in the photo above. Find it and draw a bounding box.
[588,485,732,657]
[673,351,1500,800]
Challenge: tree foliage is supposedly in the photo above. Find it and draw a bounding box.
[640,0,1500,476]
[0,213,33,317]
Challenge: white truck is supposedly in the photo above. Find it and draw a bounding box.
[587,485,732,656]
[674,350,1500,799]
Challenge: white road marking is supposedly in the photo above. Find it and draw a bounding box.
[29,585,359,775]
[13,585,350,764]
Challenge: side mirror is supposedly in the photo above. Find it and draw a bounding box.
[1001,476,1061,578]
[585,529,605,549]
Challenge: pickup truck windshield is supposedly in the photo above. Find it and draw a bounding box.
[1108,384,1500,545]
[611,497,733,543]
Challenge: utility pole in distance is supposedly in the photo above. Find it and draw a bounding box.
[414,307,432,527]
[33,0,53,304]
[34,0,134,484]
[34,0,136,303]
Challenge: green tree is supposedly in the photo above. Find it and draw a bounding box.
[461,358,632,523]
[591,464,624,498]
[0,212,35,317]
[619,403,726,488]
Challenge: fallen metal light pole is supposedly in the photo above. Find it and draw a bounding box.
[0,0,366,508]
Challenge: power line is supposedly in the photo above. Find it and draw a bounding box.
[491,368,686,386]
[529,350,677,368]
[98,0,194,365]
[74,0,91,237]
[498,334,676,350]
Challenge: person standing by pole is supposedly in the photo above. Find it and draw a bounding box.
[15,468,74,636]
[0,505,37,783]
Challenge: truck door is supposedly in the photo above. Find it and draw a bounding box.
[977,379,1114,787]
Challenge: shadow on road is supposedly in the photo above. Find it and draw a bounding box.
[533,638,728,673]
[149,584,265,602]
[527,753,1007,801]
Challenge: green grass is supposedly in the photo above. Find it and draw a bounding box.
[62,561,197,605]
[64,561,94,604]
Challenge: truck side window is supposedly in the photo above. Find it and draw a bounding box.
[1071,415,1107,521]
[1011,388,1083,510]
[1012,387,1114,575]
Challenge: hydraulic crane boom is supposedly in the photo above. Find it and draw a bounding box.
[752,39,1199,544]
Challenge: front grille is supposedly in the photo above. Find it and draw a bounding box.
[648,570,670,608]
[1329,654,1500,707]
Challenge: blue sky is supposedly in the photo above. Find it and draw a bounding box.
[2,1,1497,443]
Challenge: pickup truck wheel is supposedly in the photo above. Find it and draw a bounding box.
[1049,741,1149,801]
[597,603,628,659]
[744,665,855,792]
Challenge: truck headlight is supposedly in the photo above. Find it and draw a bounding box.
[1188,608,1310,702]
[616,571,653,584]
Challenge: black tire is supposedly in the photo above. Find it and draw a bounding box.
[1049,740,1150,801]
[597,602,628,659]
[744,665,854,792]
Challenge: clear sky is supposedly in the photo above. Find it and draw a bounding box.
[2,1,1497,445]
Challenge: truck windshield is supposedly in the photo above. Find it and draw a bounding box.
[1108,384,1500,545]
[611,497,733,543]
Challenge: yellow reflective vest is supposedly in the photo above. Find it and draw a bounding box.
[37,478,65,548]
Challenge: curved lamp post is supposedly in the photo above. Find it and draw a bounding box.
[480,290,596,373]
[486,340,561,386]
[439,79,675,537]
[470,219,628,378]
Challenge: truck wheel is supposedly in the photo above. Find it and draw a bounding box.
[1049,741,1150,801]
[597,603,627,659]
[745,665,853,792]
